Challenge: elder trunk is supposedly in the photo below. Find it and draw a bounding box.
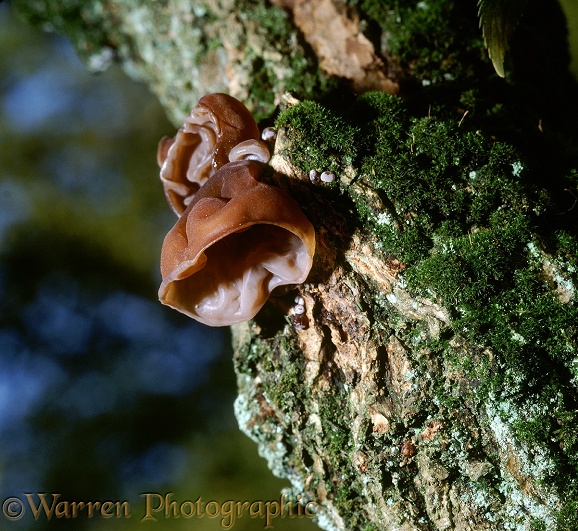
[15,0,578,529]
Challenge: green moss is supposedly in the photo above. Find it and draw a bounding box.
[334,482,367,527]
[237,328,372,526]
[355,0,486,82]
[277,93,578,520]
[315,388,369,524]
[258,337,308,411]
[513,415,552,445]
[276,92,576,384]
[267,362,304,409]
[238,0,337,121]
[276,101,358,175]
[555,411,578,466]
[556,485,578,530]
[531,520,548,531]
[408,211,531,309]
[364,119,530,223]
[554,229,578,259]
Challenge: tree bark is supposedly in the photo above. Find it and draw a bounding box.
[15,0,578,529]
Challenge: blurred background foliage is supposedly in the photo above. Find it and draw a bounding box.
[0,2,316,529]
[561,0,578,78]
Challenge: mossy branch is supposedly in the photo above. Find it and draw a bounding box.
[13,0,578,529]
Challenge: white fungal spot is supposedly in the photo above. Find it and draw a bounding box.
[295,296,304,305]
[294,304,305,315]
[261,127,277,142]
[320,171,335,183]
[511,161,524,177]
[376,212,392,225]
[511,332,526,344]
[309,169,320,183]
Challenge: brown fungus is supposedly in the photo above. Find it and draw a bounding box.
[157,93,260,216]
[401,440,416,458]
[159,160,315,327]
[228,139,270,163]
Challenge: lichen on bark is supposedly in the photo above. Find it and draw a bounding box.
[13,0,578,529]
[231,91,578,530]
[14,0,334,123]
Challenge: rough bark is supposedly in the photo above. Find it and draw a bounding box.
[15,0,578,529]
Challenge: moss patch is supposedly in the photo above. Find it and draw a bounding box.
[276,101,358,175]
[236,0,338,121]
[353,0,486,83]
[276,90,578,526]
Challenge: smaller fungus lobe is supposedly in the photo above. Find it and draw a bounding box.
[157,93,260,216]
[261,127,277,142]
[159,160,315,326]
[292,312,309,330]
[294,304,305,315]
[228,139,270,163]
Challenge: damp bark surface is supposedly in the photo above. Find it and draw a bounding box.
[14,0,578,529]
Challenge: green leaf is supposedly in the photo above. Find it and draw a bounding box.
[478,0,529,77]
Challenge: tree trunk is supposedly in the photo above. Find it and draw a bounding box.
[15,0,578,529]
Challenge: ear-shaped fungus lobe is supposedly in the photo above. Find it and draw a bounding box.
[157,93,260,216]
[159,161,315,326]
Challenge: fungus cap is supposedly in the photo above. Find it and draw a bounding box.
[228,139,270,163]
[159,160,315,326]
[157,93,260,216]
